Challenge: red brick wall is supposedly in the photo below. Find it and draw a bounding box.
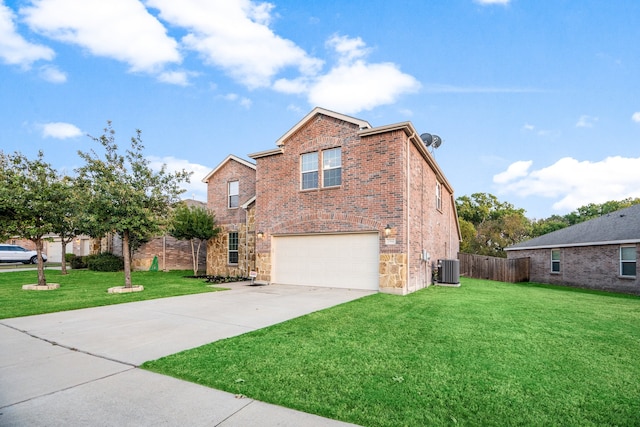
[408,142,460,291]
[254,115,405,254]
[206,159,256,226]
[507,244,640,295]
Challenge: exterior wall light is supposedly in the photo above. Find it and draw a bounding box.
[384,225,392,237]
[257,231,264,239]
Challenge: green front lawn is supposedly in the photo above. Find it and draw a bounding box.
[0,270,224,319]
[143,278,640,427]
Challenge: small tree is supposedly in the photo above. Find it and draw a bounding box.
[76,122,191,288]
[49,176,83,275]
[169,203,220,275]
[0,151,65,285]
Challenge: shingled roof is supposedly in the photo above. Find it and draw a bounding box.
[506,203,640,251]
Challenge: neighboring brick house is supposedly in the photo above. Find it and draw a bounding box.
[505,204,640,295]
[105,199,208,272]
[203,107,460,295]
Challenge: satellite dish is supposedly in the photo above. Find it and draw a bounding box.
[432,135,442,149]
[420,133,433,147]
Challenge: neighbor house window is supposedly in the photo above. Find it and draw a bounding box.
[551,249,561,273]
[435,182,442,211]
[620,246,636,277]
[323,148,342,187]
[228,181,239,208]
[228,232,239,264]
[301,152,319,189]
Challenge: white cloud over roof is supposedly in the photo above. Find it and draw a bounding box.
[5,0,419,112]
[494,156,640,212]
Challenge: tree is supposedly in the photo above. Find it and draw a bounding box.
[48,176,83,275]
[0,151,65,285]
[456,193,531,257]
[169,203,220,276]
[76,122,191,288]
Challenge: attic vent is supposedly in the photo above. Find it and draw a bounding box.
[437,259,460,285]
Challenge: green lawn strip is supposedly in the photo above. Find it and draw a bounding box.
[0,270,226,319]
[142,278,640,427]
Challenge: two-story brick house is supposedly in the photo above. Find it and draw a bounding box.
[203,107,460,295]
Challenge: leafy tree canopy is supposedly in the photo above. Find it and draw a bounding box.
[169,202,220,275]
[75,122,191,287]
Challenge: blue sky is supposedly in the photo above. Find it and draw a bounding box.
[1,0,639,219]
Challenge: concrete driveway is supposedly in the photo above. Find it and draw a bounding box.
[0,282,374,426]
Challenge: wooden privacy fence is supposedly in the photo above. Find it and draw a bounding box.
[458,253,530,283]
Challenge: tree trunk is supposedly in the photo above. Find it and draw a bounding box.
[35,238,46,286]
[60,239,68,275]
[123,230,132,288]
[190,239,197,276]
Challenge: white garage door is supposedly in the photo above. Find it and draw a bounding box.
[272,233,379,290]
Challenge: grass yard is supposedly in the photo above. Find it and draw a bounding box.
[143,278,640,427]
[0,269,225,319]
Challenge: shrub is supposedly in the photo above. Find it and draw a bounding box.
[70,255,88,269]
[64,253,75,263]
[86,253,124,272]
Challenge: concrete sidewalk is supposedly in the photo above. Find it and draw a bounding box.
[0,282,373,426]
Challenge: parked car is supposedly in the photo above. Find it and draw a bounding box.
[0,244,47,264]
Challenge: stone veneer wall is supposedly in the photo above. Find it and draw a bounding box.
[207,205,256,277]
[379,253,407,294]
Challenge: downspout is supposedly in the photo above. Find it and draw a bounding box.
[244,206,249,277]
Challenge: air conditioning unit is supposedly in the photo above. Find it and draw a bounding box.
[437,259,460,286]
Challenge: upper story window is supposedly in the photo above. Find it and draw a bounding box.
[301,152,319,190]
[323,148,342,187]
[228,181,239,208]
[551,249,561,273]
[620,246,636,277]
[435,182,442,211]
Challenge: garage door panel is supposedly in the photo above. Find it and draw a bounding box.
[272,233,379,290]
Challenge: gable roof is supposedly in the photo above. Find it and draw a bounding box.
[506,204,640,251]
[274,107,371,147]
[201,154,255,183]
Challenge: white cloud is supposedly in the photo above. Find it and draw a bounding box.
[21,0,181,75]
[522,123,535,131]
[632,112,640,123]
[0,1,54,67]
[576,115,598,128]
[301,35,420,114]
[147,0,322,88]
[39,65,66,83]
[41,122,82,139]
[494,156,640,212]
[157,70,190,86]
[493,160,533,184]
[307,61,420,114]
[147,156,209,202]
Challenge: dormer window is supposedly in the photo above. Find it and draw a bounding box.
[228,181,239,208]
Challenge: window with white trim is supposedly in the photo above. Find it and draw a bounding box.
[322,148,342,187]
[435,182,442,211]
[620,246,636,277]
[228,181,239,208]
[301,152,319,190]
[551,249,560,273]
[228,232,239,264]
